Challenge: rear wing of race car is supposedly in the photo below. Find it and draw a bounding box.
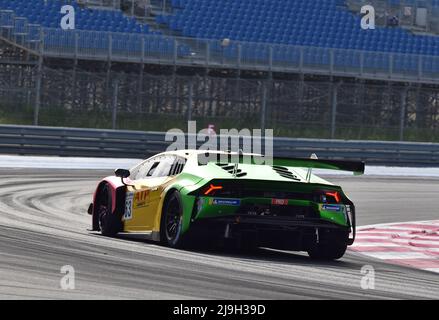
[272,157,365,176]
[197,153,365,176]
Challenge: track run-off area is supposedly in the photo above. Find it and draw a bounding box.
[0,156,438,299]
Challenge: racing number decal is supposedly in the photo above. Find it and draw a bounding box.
[123,192,134,221]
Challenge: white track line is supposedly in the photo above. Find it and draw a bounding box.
[0,155,140,170]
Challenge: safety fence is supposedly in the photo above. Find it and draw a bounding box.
[1,124,439,166]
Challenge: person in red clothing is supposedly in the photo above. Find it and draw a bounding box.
[207,124,216,136]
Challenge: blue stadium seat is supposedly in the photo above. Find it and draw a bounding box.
[0,0,151,33]
[159,0,439,58]
[0,0,181,56]
[1,0,438,73]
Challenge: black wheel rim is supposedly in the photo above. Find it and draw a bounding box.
[99,186,110,231]
[165,198,181,241]
[98,205,109,230]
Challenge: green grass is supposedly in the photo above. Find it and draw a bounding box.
[0,104,34,125]
[1,103,439,142]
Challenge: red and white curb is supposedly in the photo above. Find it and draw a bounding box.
[350,220,439,273]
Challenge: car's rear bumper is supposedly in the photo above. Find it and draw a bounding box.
[216,215,349,229]
[190,215,353,250]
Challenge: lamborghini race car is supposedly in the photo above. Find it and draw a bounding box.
[88,150,365,260]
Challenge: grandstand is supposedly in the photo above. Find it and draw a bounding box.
[0,0,438,79]
[0,0,149,33]
[0,0,438,141]
[158,0,439,55]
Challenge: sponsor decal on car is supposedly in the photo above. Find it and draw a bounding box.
[271,198,289,206]
[209,198,241,206]
[321,204,342,212]
[134,190,150,209]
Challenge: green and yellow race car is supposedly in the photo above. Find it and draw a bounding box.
[88,150,364,260]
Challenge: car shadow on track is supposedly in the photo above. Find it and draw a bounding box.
[190,246,358,270]
[92,232,362,270]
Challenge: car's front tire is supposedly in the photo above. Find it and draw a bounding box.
[160,190,189,248]
[307,242,347,260]
[98,184,121,237]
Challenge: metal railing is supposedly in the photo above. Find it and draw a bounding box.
[1,124,439,166]
[38,28,439,83]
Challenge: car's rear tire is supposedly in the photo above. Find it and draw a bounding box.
[160,190,189,249]
[98,184,121,237]
[307,242,347,260]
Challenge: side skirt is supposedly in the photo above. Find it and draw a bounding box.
[116,231,161,242]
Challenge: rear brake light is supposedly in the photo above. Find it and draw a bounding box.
[316,190,342,204]
[204,184,223,195]
[325,191,340,203]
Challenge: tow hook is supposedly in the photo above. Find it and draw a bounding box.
[224,224,231,239]
[315,228,320,244]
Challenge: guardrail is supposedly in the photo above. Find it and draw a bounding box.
[1,124,439,167]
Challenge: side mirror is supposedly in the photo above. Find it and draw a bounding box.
[115,169,132,187]
[115,168,130,179]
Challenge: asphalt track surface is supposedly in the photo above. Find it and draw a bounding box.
[0,168,438,299]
